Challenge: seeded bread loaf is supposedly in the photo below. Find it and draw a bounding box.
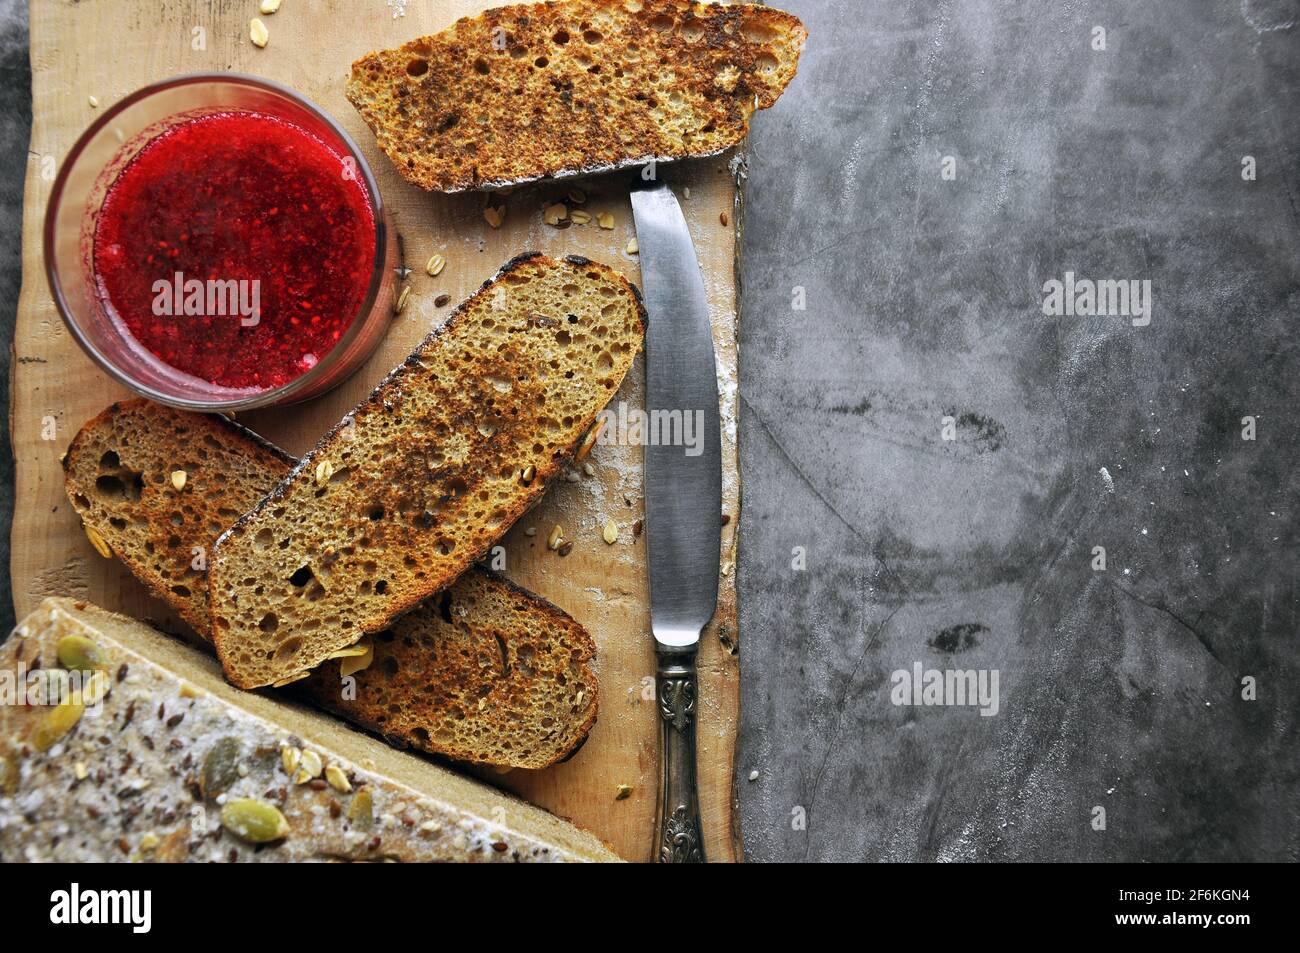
[64,399,598,769]
[210,253,644,689]
[0,599,620,862]
[346,0,807,192]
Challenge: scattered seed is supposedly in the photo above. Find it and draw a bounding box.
[721,561,734,577]
[524,526,537,536]
[547,525,564,550]
[575,419,605,460]
[299,749,323,779]
[249,18,269,47]
[558,541,574,557]
[543,202,568,226]
[281,746,301,776]
[615,784,633,800]
[520,465,536,484]
[633,519,644,537]
[683,186,691,199]
[339,638,374,678]
[483,205,505,228]
[259,0,281,13]
[721,513,731,526]
[57,634,105,672]
[434,293,451,307]
[626,236,639,254]
[394,285,412,314]
[569,209,592,225]
[597,211,615,230]
[221,798,288,843]
[568,188,587,204]
[602,519,619,545]
[325,764,352,793]
[83,524,112,559]
[88,95,99,108]
[327,643,369,659]
[170,469,187,491]
[720,211,729,226]
[314,459,334,485]
[349,786,375,830]
[748,769,759,782]
[201,737,242,800]
[33,699,84,752]
[425,253,446,277]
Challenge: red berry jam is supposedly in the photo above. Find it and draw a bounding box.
[93,110,376,392]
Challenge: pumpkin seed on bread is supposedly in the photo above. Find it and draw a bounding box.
[346,0,807,192]
[64,398,599,769]
[209,253,644,690]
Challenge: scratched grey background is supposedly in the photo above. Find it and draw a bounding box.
[1,1,1298,862]
[736,0,1299,861]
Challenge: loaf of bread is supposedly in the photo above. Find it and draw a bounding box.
[210,253,643,689]
[346,0,807,191]
[0,599,621,862]
[64,399,598,769]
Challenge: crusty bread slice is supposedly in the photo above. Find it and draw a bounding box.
[210,253,644,689]
[1,599,621,861]
[346,0,807,192]
[64,398,598,769]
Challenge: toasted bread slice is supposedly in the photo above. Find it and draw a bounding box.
[64,398,599,768]
[210,253,643,689]
[2,599,620,861]
[346,0,807,192]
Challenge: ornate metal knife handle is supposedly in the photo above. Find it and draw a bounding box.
[655,650,705,863]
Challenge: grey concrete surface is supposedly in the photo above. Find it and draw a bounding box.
[1,1,1296,863]
[736,0,1299,861]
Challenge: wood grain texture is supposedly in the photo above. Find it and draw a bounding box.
[12,0,742,862]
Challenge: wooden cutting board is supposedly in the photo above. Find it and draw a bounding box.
[11,0,743,862]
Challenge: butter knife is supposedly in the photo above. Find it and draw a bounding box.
[629,177,723,864]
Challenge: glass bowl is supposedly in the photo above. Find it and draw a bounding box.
[44,73,396,410]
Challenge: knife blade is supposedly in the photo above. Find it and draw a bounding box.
[631,179,723,649]
[629,176,722,863]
